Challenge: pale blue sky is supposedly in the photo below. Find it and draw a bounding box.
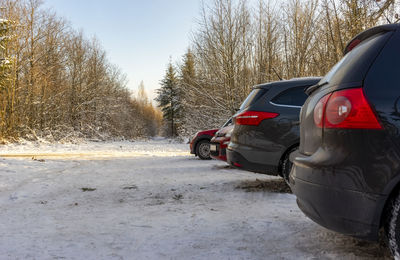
[43,0,209,101]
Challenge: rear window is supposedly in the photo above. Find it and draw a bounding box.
[222,118,233,127]
[239,88,266,110]
[319,32,393,86]
[271,87,308,107]
[364,29,400,101]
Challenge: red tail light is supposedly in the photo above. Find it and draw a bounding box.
[233,162,242,168]
[235,111,279,126]
[314,88,382,129]
[345,39,361,53]
[313,94,332,128]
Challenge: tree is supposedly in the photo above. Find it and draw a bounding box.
[193,0,254,114]
[0,18,13,138]
[137,80,148,105]
[156,62,182,137]
[178,49,197,136]
[0,0,162,141]
[254,0,281,83]
[281,0,319,78]
[160,0,396,138]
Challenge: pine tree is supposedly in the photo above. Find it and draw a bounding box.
[155,62,182,137]
[137,80,148,105]
[178,49,198,136]
[181,49,196,86]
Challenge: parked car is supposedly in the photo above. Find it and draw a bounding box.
[289,24,400,256]
[227,77,321,181]
[210,118,234,161]
[190,128,219,160]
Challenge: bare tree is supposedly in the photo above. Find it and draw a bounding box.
[170,0,395,137]
[0,0,162,141]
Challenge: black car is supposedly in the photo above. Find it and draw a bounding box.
[227,77,321,181]
[289,24,400,256]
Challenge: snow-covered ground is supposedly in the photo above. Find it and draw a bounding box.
[0,139,391,259]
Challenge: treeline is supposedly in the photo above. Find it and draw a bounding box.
[157,0,396,137]
[0,0,161,142]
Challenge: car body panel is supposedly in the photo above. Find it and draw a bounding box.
[190,129,218,155]
[227,77,321,175]
[210,124,234,161]
[290,165,386,240]
[290,24,400,240]
[300,29,394,156]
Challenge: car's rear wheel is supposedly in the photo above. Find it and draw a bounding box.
[196,140,211,160]
[385,192,400,257]
[281,146,297,184]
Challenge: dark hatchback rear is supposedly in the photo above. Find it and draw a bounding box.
[227,77,320,180]
[289,24,400,251]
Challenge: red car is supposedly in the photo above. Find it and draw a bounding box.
[190,129,218,160]
[210,123,234,161]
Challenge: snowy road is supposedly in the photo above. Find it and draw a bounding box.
[0,140,391,259]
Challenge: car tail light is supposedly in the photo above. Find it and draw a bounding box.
[345,39,361,53]
[313,94,332,127]
[233,162,242,168]
[314,88,382,129]
[235,111,279,126]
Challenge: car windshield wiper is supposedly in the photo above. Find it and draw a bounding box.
[305,81,329,95]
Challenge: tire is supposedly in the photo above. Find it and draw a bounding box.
[281,146,297,184]
[385,192,400,258]
[196,140,211,160]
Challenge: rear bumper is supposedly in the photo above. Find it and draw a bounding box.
[226,147,277,175]
[289,150,386,240]
[210,141,227,161]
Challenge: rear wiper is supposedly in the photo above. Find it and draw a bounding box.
[305,81,329,95]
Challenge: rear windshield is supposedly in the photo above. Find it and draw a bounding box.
[239,88,266,110]
[222,118,233,127]
[271,86,308,107]
[319,32,393,86]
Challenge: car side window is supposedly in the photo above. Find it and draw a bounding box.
[271,87,308,107]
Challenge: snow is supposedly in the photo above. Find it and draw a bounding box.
[0,139,391,259]
[389,196,400,258]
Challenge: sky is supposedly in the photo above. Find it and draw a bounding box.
[42,0,209,102]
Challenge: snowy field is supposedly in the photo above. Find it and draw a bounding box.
[0,139,392,259]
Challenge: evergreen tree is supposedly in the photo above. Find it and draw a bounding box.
[181,49,196,86]
[156,62,182,137]
[137,80,148,105]
[178,49,198,136]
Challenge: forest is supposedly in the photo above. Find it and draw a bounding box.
[0,0,397,141]
[0,0,162,142]
[157,0,397,137]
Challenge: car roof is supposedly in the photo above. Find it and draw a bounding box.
[253,77,322,90]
